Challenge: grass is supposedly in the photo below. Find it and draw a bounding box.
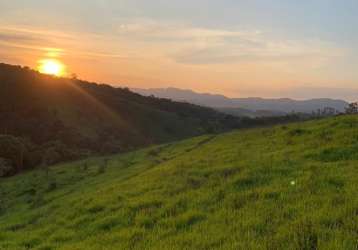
[0,115,358,249]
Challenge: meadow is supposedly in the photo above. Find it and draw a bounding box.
[0,115,357,249]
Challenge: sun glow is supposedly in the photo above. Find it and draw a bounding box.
[38,59,65,76]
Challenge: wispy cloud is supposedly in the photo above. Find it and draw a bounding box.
[0,25,71,55]
[113,20,344,68]
[0,25,132,61]
[0,33,42,43]
[173,39,343,66]
[0,21,345,67]
[0,21,351,99]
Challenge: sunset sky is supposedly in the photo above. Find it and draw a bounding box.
[1,0,358,100]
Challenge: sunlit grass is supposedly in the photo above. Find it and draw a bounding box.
[0,115,357,249]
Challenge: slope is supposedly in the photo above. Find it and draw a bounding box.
[0,63,239,175]
[0,115,357,249]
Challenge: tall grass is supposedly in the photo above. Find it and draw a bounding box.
[0,115,357,249]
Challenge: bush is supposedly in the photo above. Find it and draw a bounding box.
[0,157,14,177]
[0,135,27,173]
[345,102,358,114]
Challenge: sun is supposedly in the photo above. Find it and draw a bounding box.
[38,59,65,76]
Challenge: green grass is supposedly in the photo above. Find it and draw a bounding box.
[0,115,358,250]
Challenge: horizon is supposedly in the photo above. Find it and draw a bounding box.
[1,61,354,102]
[1,2,358,248]
[1,1,358,101]
[131,86,352,102]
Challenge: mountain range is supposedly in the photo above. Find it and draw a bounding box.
[133,87,349,117]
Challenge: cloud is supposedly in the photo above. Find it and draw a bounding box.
[0,33,41,43]
[0,29,51,53]
[117,21,260,40]
[0,26,71,54]
[171,34,343,66]
[173,41,342,66]
[112,20,345,67]
[0,25,132,61]
[0,21,350,96]
[1,21,344,68]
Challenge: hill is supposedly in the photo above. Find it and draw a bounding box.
[0,115,357,249]
[133,87,348,116]
[0,63,242,176]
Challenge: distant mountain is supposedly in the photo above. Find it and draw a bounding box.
[133,87,349,117]
[0,63,312,177]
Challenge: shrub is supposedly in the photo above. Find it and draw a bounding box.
[345,102,358,114]
[0,135,27,174]
[0,157,14,177]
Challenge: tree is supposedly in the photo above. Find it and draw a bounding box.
[345,102,358,114]
[0,158,13,177]
[0,135,27,174]
[71,73,78,80]
[322,107,336,116]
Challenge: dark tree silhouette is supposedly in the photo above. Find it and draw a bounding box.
[345,102,358,114]
[0,135,27,176]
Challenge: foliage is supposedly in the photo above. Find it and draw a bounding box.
[0,115,357,249]
[345,102,358,114]
[0,157,13,177]
[0,135,28,176]
[0,63,312,176]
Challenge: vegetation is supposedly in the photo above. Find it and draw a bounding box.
[0,63,242,176]
[0,115,357,249]
[0,63,313,176]
[345,102,358,114]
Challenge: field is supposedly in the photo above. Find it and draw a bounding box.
[0,115,357,249]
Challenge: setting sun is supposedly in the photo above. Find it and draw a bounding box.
[38,59,65,76]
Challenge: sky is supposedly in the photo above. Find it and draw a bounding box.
[0,0,358,100]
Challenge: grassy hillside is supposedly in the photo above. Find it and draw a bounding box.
[0,115,357,249]
[0,63,242,176]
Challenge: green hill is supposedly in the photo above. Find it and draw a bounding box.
[0,63,308,177]
[0,115,357,249]
[0,63,243,176]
